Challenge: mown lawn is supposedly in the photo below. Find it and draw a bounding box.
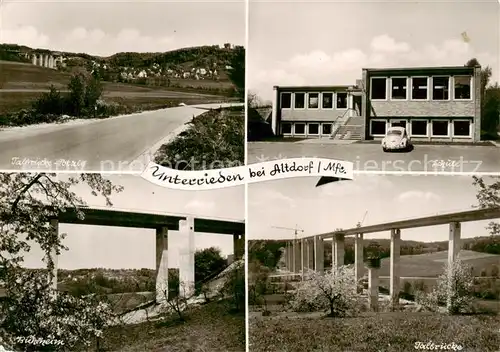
[90,300,245,352]
[249,312,500,352]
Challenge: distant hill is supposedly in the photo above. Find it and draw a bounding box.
[249,235,500,270]
[0,43,242,93]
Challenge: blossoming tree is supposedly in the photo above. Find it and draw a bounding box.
[290,266,362,317]
[0,173,123,351]
[416,259,475,315]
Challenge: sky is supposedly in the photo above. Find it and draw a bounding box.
[21,174,244,270]
[0,0,245,56]
[248,0,500,101]
[248,174,499,243]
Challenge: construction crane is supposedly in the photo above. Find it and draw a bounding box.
[360,211,368,226]
[356,211,368,228]
[272,225,304,241]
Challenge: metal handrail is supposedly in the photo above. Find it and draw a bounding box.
[329,108,359,139]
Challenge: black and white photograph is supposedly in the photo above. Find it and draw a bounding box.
[0,0,245,172]
[0,173,245,351]
[2,0,500,351]
[0,0,246,351]
[247,174,500,351]
[247,1,500,173]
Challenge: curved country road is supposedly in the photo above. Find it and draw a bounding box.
[0,103,242,172]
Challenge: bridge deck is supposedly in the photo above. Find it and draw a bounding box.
[304,207,500,240]
[51,207,245,235]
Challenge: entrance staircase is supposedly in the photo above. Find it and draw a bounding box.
[331,113,364,141]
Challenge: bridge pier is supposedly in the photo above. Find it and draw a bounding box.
[179,217,195,298]
[447,221,462,313]
[282,243,288,270]
[355,233,364,292]
[300,238,305,278]
[390,228,401,308]
[155,226,169,303]
[233,233,244,260]
[307,238,314,270]
[368,265,380,312]
[333,233,345,268]
[293,239,301,274]
[286,241,292,272]
[314,235,324,273]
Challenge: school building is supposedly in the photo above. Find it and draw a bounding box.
[270,65,482,142]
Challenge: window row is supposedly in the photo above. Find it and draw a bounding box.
[281,122,333,136]
[280,92,348,110]
[370,76,473,101]
[370,119,472,138]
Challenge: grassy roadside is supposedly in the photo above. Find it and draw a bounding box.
[154,106,245,169]
[249,312,500,352]
[79,300,245,352]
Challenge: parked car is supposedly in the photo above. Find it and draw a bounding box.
[382,126,412,152]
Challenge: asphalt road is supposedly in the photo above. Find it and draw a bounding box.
[248,141,500,173]
[0,103,241,172]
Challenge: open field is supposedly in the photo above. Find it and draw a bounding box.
[378,250,500,277]
[249,312,500,352]
[94,300,245,352]
[0,61,236,114]
[0,60,234,91]
[0,90,234,115]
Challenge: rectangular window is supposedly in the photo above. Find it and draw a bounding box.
[454,76,471,100]
[370,120,386,135]
[281,92,291,108]
[322,93,333,109]
[308,93,319,109]
[294,93,305,109]
[411,120,428,136]
[336,92,347,109]
[453,120,471,136]
[432,77,449,100]
[371,78,387,100]
[391,77,407,99]
[294,123,305,134]
[308,123,319,135]
[322,123,332,135]
[432,120,449,136]
[411,77,428,100]
[282,123,292,134]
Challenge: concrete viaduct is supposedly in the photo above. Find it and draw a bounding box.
[30,52,63,69]
[47,207,245,303]
[281,207,500,311]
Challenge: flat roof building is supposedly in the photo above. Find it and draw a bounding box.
[270,65,482,142]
